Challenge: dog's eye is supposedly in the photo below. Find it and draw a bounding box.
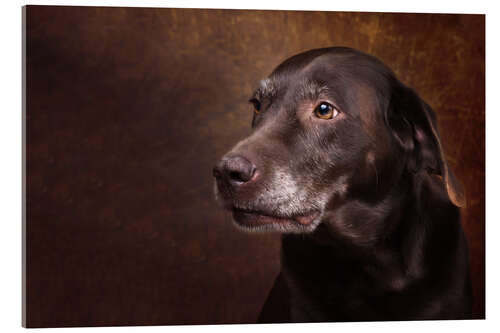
[314,102,339,119]
[249,98,261,114]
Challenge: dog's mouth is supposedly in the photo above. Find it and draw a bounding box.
[232,208,320,228]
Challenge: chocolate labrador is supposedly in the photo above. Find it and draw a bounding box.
[213,47,472,322]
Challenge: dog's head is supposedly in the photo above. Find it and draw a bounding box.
[213,47,464,234]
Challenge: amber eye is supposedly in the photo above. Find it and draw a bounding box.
[249,98,261,114]
[314,102,339,119]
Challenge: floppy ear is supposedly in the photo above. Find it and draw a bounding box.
[386,84,466,207]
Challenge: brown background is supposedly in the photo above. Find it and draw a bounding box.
[24,6,485,327]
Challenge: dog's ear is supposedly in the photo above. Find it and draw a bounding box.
[386,84,466,207]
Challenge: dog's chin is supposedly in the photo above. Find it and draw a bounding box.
[231,208,322,234]
[214,183,324,233]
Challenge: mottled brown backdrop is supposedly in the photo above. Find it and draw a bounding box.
[23,6,485,327]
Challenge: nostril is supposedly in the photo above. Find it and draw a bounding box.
[229,168,255,183]
[222,155,257,185]
[229,171,243,182]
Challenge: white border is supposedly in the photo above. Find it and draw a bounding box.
[1,0,496,332]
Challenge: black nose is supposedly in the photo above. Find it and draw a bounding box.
[213,155,257,186]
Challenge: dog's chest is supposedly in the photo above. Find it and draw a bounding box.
[280,236,384,321]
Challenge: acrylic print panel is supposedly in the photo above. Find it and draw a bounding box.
[23,5,485,327]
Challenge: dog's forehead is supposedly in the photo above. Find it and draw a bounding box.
[269,48,393,90]
[259,59,350,99]
[252,52,338,97]
[263,70,365,110]
[256,68,338,101]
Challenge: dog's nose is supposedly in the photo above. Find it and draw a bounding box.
[213,155,257,185]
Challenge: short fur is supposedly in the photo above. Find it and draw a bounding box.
[213,47,472,322]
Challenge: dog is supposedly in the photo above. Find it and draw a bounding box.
[213,47,472,322]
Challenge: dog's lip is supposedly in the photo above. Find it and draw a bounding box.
[231,207,320,227]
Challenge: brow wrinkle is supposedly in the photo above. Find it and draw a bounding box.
[295,79,329,102]
[251,78,332,106]
[252,78,277,100]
